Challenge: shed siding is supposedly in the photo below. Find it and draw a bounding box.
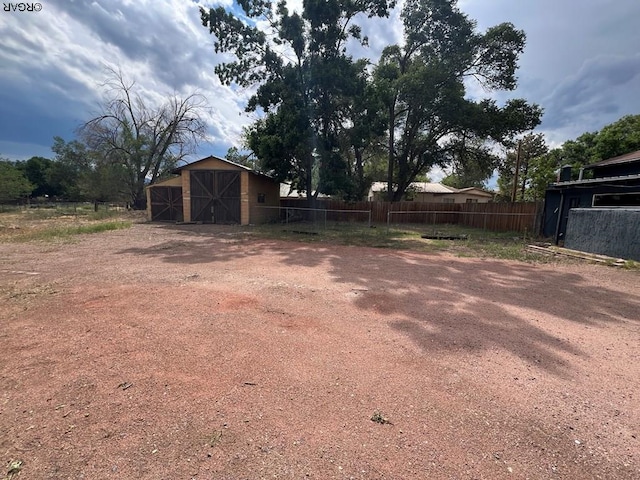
[565,208,640,261]
[248,174,281,224]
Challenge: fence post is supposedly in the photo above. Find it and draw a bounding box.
[387,210,391,232]
[483,211,487,230]
[368,210,372,228]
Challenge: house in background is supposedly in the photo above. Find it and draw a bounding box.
[146,156,280,225]
[542,150,640,260]
[367,182,494,203]
[279,183,331,199]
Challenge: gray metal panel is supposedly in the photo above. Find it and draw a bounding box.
[565,208,640,261]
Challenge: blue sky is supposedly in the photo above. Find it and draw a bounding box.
[1,0,639,182]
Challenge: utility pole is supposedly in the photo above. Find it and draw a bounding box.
[511,140,522,203]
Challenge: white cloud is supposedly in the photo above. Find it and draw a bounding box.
[1,0,639,165]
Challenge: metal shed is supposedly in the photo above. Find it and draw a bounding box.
[543,150,640,250]
[146,156,280,225]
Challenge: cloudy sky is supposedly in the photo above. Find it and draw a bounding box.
[1,0,639,181]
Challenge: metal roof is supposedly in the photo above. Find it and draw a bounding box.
[550,173,640,187]
[369,181,456,194]
[455,187,494,197]
[584,150,640,169]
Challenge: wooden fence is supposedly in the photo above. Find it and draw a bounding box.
[280,199,543,234]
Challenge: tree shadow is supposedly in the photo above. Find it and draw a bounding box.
[275,244,639,377]
[117,225,640,377]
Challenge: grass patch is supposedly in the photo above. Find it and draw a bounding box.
[248,221,547,262]
[0,207,138,243]
[6,221,131,242]
[622,260,640,270]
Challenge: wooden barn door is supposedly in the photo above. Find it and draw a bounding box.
[190,170,215,223]
[150,187,183,222]
[214,171,241,224]
[190,170,241,224]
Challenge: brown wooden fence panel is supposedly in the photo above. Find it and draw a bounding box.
[278,198,542,233]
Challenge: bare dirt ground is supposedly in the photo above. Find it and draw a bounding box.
[1,223,638,479]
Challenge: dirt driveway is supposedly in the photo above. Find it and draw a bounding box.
[1,223,638,479]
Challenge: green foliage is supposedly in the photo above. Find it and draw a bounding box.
[202,0,395,203]
[225,146,258,169]
[202,0,541,203]
[0,160,33,203]
[525,149,562,201]
[51,136,129,203]
[591,115,640,160]
[440,134,500,188]
[514,114,640,200]
[552,114,640,177]
[16,156,52,197]
[374,0,542,201]
[497,133,548,201]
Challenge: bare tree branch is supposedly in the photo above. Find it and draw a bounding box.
[79,68,208,208]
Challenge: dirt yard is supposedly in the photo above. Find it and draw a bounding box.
[1,223,638,479]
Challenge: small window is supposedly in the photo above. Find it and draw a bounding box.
[257,193,266,203]
[593,193,640,207]
[465,198,478,203]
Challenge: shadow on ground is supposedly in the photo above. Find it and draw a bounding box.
[118,223,640,378]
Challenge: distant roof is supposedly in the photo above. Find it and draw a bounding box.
[584,150,640,169]
[369,182,493,196]
[370,181,455,194]
[280,183,330,198]
[455,187,494,197]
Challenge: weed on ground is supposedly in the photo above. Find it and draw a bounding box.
[249,222,553,263]
[0,207,140,243]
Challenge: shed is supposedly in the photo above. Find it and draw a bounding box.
[146,155,280,225]
[543,150,640,244]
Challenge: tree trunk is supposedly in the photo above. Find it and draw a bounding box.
[386,104,395,203]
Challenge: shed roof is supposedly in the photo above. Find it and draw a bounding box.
[550,173,640,187]
[172,155,275,180]
[173,155,252,172]
[584,150,640,169]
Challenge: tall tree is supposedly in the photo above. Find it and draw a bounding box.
[531,114,640,190]
[201,0,394,203]
[497,133,548,201]
[16,156,53,197]
[79,67,207,209]
[590,114,640,161]
[440,134,499,188]
[374,0,542,201]
[0,159,33,203]
[50,136,130,202]
[525,148,563,201]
